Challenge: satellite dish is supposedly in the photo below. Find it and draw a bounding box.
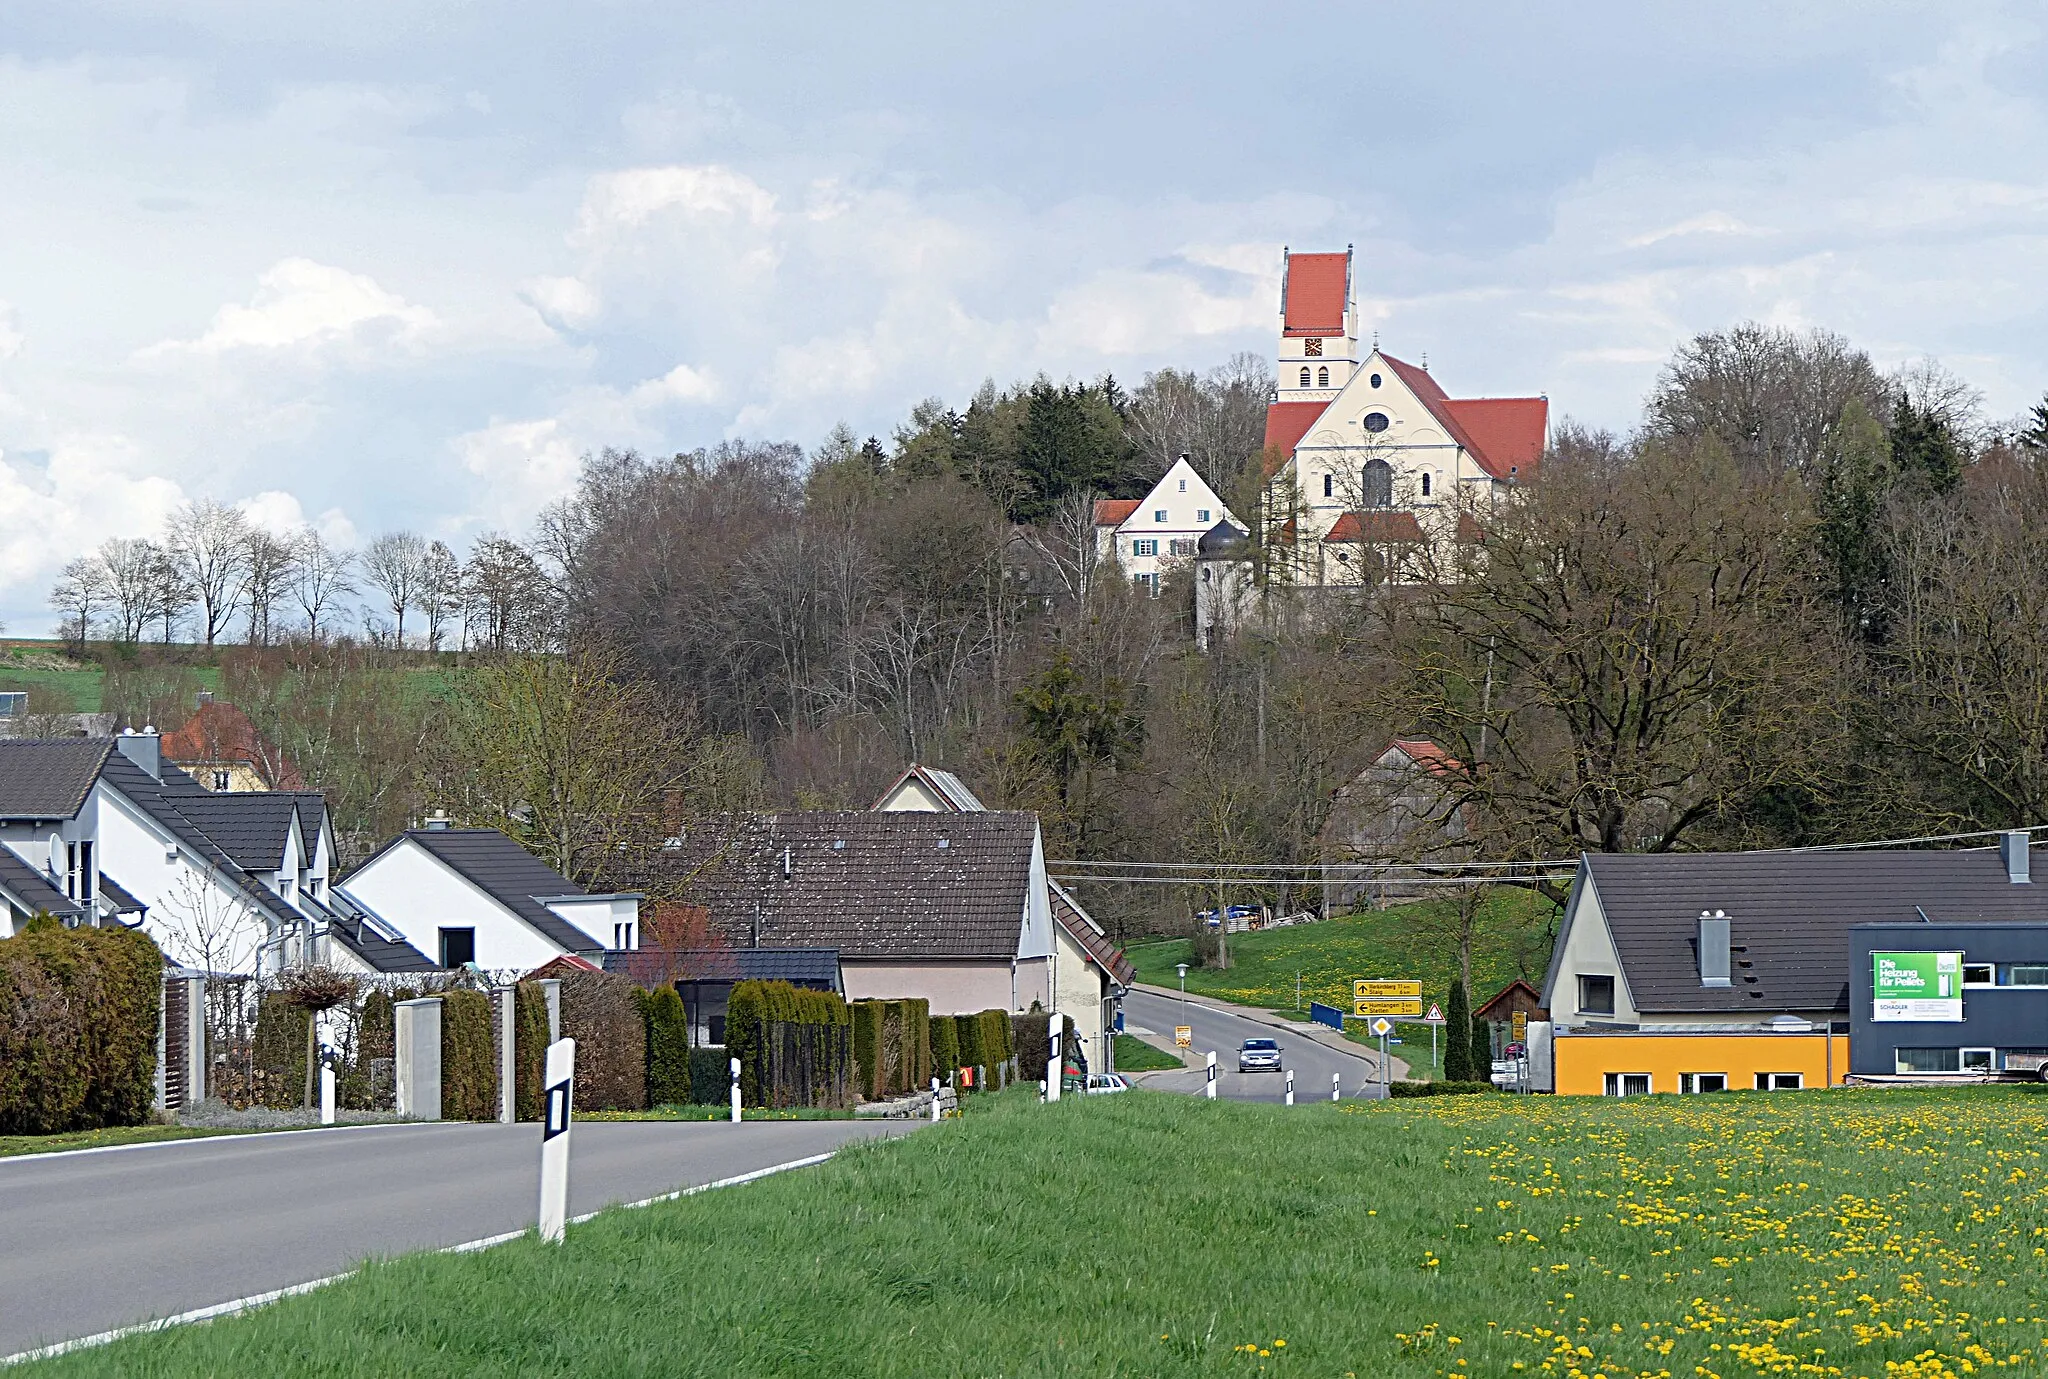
[48,834,64,875]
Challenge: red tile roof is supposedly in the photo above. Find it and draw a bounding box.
[1282,251,1349,337]
[1093,498,1141,527]
[1441,398,1548,482]
[1262,400,1328,477]
[1388,738,1461,778]
[1323,510,1427,543]
[161,701,304,790]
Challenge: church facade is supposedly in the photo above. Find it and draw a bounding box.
[1258,248,1549,587]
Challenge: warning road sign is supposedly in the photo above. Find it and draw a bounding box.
[1354,979,1422,1000]
[1354,999,1424,1018]
[1424,1004,1444,1023]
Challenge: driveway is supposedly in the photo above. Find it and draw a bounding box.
[0,1117,918,1359]
[1121,986,1399,1103]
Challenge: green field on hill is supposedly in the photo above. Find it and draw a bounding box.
[31,1085,2048,1378]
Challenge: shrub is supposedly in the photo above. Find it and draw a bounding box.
[904,998,931,1089]
[513,981,549,1120]
[644,985,692,1106]
[728,980,855,1109]
[0,920,163,1134]
[955,1012,984,1085]
[1389,1079,1494,1097]
[252,993,311,1109]
[930,1014,959,1084]
[343,989,395,1110]
[1015,1011,1074,1085]
[852,1000,887,1101]
[1443,978,1474,1083]
[689,1046,731,1104]
[559,969,646,1112]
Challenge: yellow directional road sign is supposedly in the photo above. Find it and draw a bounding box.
[1354,979,1422,1000]
[1354,999,1424,1017]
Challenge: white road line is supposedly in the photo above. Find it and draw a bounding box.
[0,1149,843,1366]
[0,1121,443,1168]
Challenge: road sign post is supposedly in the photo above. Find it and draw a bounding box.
[538,1037,575,1244]
[729,1055,742,1124]
[1284,1068,1294,1106]
[1204,1050,1218,1100]
[1369,1015,1394,1095]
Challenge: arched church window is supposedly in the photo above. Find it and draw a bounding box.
[1361,459,1394,509]
[1316,366,1329,387]
[1299,368,1312,388]
[1421,472,1433,497]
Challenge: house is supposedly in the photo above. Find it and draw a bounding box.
[1535,836,2048,1094]
[160,694,304,793]
[1259,247,1548,587]
[1319,738,1471,906]
[0,732,379,974]
[872,763,1135,1073]
[336,822,643,973]
[1094,455,1241,598]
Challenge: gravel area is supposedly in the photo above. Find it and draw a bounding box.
[173,1100,407,1129]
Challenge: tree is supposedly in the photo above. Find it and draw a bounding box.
[361,531,429,647]
[1890,394,1965,496]
[166,499,254,646]
[289,529,356,642]
[462,534,556,652]
[418,540,462,651]
[1646,322,1887,477]
[1813,400,1894,636]
[47,557,110,654]
[145,542,194,644]
[97,538,157,643]
[242,529,295,647]
[1013,379,1131,524]
[2020,393,2048,454]
[1442,976,1473,1082]
[274,966,357,1111]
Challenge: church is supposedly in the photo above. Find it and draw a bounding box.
[1257,248,1548,586]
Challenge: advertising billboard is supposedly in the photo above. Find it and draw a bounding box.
[1872,951,1964,1023]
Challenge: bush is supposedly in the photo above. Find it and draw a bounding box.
[728,981,855,1109]
[852,1000,887,1101]
[440,989,495,1121]
[904,998,931,1089]
[930,1015,959,1084]
[1388,1079,1495,1097]
[644,985,692,1106]
[343,989,395,1110]
[252,993,310,1109]
[0,920,163,1134]
[689,1046,731,1104]
[955,1012,984,1085]
[513,982,549,1120]
[1443,978,1474,1083]
[1015,1010,1075,1085]
[559,969,647,1112]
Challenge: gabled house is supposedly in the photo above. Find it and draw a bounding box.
[1094,455,1241,598]
[160,695,304,793]
[337,823,642,973]
[1320,738,1471,906]
[872,763,987,813]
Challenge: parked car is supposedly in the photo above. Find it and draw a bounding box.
[1084,1073,1131,1094]
[1238,1037,1283,1072]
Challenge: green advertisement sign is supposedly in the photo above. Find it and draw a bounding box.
[1872,951,1963,1023]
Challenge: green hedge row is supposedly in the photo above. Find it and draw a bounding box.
[512,982,548,1120]
[0,919,163,1134]
[728,980,855,1109]
[1014,1010,1075,1085]
[947,1008,1015,1090]
[440,988,495,1121]
[1388,1079,1496,1097]
[560,969,646,1112]
[688,1046,731,1104]
[641,985,692,1106]
[852,998,932,1100]
[929,1015,958,1086]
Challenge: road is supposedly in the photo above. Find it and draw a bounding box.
[1121,987,1393,1103]
[0,1117,918,1359]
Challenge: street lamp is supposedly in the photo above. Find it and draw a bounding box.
[1176,962,1190,1029]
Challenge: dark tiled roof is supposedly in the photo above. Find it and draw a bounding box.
[0,844,86,917]
[1567,848,2048,1017]
[1049,880,1134,986]
[383,828,601,955]
[604,947,843,987]
[97,873,147,916]
[638,812,1037,959]
[99,753,305,933]
[310,891,438,973]
[0,740,115,820]
[162,790,302,871]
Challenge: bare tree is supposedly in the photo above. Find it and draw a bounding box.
[167,499,254,645]
[156,869,265,975]
[1015,487,1103,605]
[48,557,110,654]
[146,542,194,644]
[418,540,462,651]
[1646,322,1888,477]
[289,529,357,642]
[97,538,157,642]
[462,534,557,653]
[242,529,295,647]
[360,531,429,647]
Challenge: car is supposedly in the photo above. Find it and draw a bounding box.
[1084,1073,1131,1094]
[1237,1037,1283,1072]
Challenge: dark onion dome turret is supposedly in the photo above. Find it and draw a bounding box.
[1196,520,1251,559]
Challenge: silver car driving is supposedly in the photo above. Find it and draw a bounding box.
[1238,1037,1282,1072]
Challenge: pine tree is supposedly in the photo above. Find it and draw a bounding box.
[1442,978,1473,1082]
[2022,393,2048,455]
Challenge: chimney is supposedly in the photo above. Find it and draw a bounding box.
[2004,830,2032,884]
[1697,910,1731,988]
[423,810,452,831]
[114,728,161,781]
[196,691,212,707]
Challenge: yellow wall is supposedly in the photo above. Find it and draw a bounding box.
[1554,1032,1850,1096]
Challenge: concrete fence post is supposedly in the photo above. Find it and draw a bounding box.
[496,985,516,1124]
[394,997,443,1122]
[539,979,562,1044]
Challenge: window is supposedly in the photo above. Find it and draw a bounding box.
[1303,337,1323,357]
[1894,1048,1961,1074]
[1322,474,1333,498]
[1603,1073,1651,1096]
[1679,1073,1727,1094]
[1370,372,1382,388]
[211,770,231,791]
[1963,963,1995,987]
[1361,458,1394,509]
[1299,368,1312,388]
[1754,1072,1804,1090]
[438,927,476,968]
[1132,572,1160,598]
[1197,508,1210,522]
[1169,539,1197,557]
[1363,411,1391,433]
[1420,473,1432,497]
[1960,1047,1995,1072]
[1133,539,1158,557]
[2001,963,2048,986]
[307,877,322,899]
[1178,479,1186,491]
[1577,974,1615,1016]
[614,920,636,950]
[1316,366,1329,387]
[1154,509,1168,523]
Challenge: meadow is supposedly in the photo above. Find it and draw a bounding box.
[27,1085,2048,1378]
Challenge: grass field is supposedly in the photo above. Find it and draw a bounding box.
[29,1085,2048,1377]
[1112,1031,1184,1071]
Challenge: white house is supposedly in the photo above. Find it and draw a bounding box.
[1094,455,1239,597]
[335,822,642,974]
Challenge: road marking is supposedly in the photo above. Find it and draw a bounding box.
[0,1148,849,1366]
[0,1121,440,1169]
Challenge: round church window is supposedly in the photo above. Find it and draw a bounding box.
[1363,411,1391,433]
[1370,373,1382,388]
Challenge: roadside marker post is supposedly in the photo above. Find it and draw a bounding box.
[1046,1013,1062,1103]
[1331,1071,1340,1102]
[538,1037,575,1244]
[930,1076,941,1122]
[1204,1050,1218,1099]
[1284,1069,1294,1106]
[1038,1078,1047,1102]
[319,1063,336,1125]
[729,1057,742,1124]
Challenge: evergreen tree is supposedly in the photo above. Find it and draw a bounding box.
[1890,395,1964,495]
[2021,393,2048,454]
[1442,978,1473,1082]
[1815,400,1893,638]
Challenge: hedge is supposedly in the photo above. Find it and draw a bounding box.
[952,1007,1013,1091]
[853,998,934,1100]
[440,989,495,1121]
[644,985,692,1106]
[0,919,162,1134]
[1015,1011,1075,1085]
[903,998,932,1090]
[929,1015,959,1085]
[1388,1079,1495,1097]
[727,980,855,1109]
[513,981,549,1121]
[342,989,395,1110]
[852,1000,886,1101]
[559,969,646,1112]
[252,994,310,1109]
[688,1046,731,1104]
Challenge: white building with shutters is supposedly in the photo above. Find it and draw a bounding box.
[1092,455,1239,597]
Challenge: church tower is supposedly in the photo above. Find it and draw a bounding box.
[1275,246,1358,404]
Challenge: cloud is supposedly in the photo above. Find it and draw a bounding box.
[0,303,21,359]
[570,164,779,246]
[0,437,186,590]
[142,258,438,357]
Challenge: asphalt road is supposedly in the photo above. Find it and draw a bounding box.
[1122,987,1392,1103]
[0,1117,918,1358]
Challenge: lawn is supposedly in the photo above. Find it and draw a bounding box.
[29,1085,2048,1378]
[1129,888,1560,1068]
[1112,1031,1184,1071]
[0,1124,254,1158]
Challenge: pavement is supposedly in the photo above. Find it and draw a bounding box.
[0,1117,919,1359]
[1121,985,1404,1103]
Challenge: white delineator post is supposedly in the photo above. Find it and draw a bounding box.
[729,1056,742,1124]
[1045,1014,1061,1103]
[319,1063,336,1124]
[497,985,516,1125]
[1204,1050,1218,1099]
[538,1037,576,1244]
[1284,1069,1294,1107]
[930,1076,941,1122]
[1332,1072,1340,1102]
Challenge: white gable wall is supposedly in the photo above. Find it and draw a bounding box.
[92,783,274,973]
[1543,874,1640,1025]
[339,838,583,972]
[1104,457,1239,592]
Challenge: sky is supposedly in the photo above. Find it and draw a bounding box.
[1,2,2045,631]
